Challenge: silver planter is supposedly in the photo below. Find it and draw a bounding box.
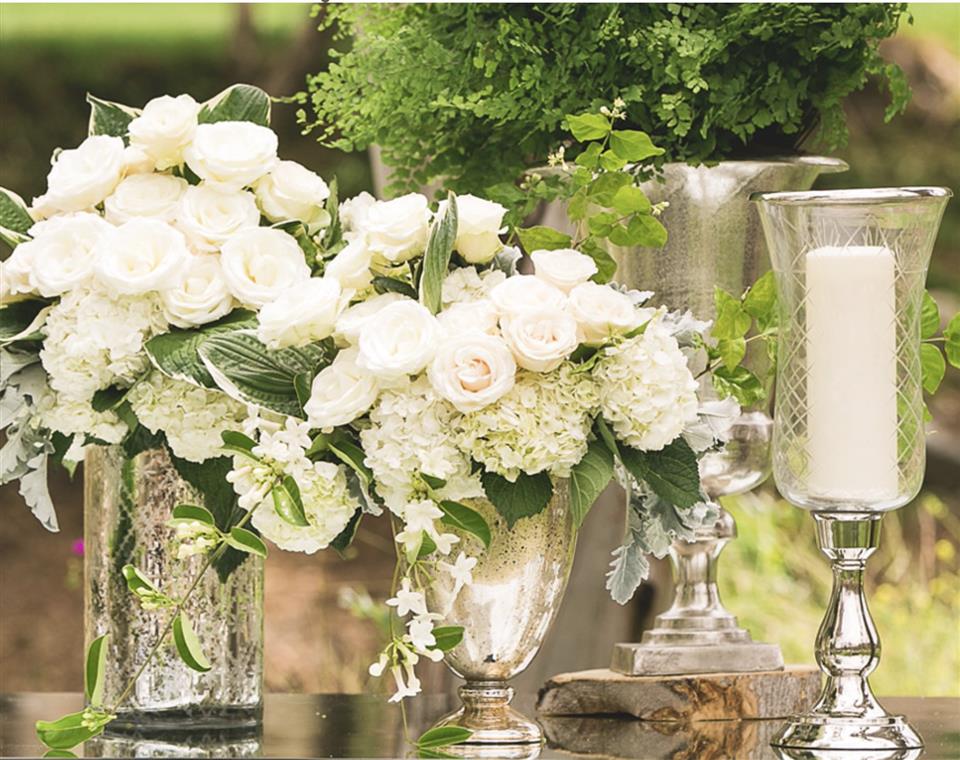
[426,480,576,753]
[545,157,848,675]
[84,446,264,730]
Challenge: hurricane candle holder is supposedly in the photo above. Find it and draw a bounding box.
[754,187,951,751]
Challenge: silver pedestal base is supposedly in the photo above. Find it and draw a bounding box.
[612,640,784,676]
[773,712,923,752]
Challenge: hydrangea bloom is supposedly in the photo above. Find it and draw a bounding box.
[441,265,505,306]
[458,363,599,481]
[127,373,249,462]
[593,321,699,451]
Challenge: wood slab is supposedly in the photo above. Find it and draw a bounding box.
[537,666,821,722]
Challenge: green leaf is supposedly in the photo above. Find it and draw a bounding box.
[516,225,571,254]
[587,172,631,206]
[121,564,158,596]
[86,93,139,138]
[221,430,258,457]
[480,470,553,528]
[172,503,216,526]
[90,386,127,413]
[574,142,602,169]
[609,130,665,161]
[419,191,459,314]
[145,309,256,387]
[920,291,940,340]
[226,527,268,558]
[617,438,701,509]
[199,332,334,417]
[712,365,766,407]
[272,477,310,527]
[569,439,614,528]
[0,299,48,344]
[372,275,418,300]
[416,726,474,749]
[84,635,109,707]
[944,313,960,368]
[565,112,611,141]
[439,500,491,548]
[43,750,79,758]
[331,507,362,556]
[713,288,752,339]
[172,612,212,673]
[326,433,374,486]
[0,186,36,241]
[36,712,107,750]
[431,625,464,652]
[717,337,746,372]
[198,83,271,126]
[742,271,778,331]
[609,185,652,216]
[598,149,628,171]
[920,343,946,395]
[420,473,448,490]
[621,213,667,248]
[595,417,620,457]
[578,239,617,284]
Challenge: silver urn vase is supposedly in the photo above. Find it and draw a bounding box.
[84,445,264,730]
[426,480,576,754]
[543,157,848,675]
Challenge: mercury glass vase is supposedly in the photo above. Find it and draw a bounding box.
[426,480,576,755]
[84,445,264,731]
[554,157,847,676]
[754,186,952,751]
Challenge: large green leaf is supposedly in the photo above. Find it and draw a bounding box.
[439,500,491,548]
[0,299,49,345]
[84,635,109,707]
[272,476,309,527]
[86,93,140,138]
[198,84,271,126]
[226,527,268,558]
[516,225,572,254]
[609,129,664,162]
[569,439,614,528]
[198,331,334,417]
[617,438,701,509]
[145,309,256,387]
[0,187,35,245]
[416,726,474,750]
[172,612,212,673]
[920,343,946,395]
[431,625,464,652]
[36,711,110,750]
[419,191,458,314]
[565,112,610,141]
[480,470,553,528]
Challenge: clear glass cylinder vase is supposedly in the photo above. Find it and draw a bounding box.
[84,445,264,731]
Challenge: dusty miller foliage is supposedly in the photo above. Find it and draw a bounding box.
[303,3,909,196]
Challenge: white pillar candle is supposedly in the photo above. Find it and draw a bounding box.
[805,246,898,503]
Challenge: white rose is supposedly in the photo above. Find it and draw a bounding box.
[501,307,579,372]
[339,191,375,231]
[531,248,598,293]
[32,135,125,215]
[334,292,405,346]
[161,254,235,328]
[1,248,38,302]
[488,274,567,318]
[254,160,330,227]
[324,236,373,290]
[357,300,439,380]
[184,121,279,190]
[175,184,260,252]
[93,218,189,295]
[104,173,187,224]
[449,194,506,264]
[219,227,310,307]
[128,94,200,170]
[568,281,642,345]
[122,145,155,175]
[257,277,347,349]
[437,300,500,336]
[304,347,379,428]
[18,213,112,297]
[428,331,516,412]
[363,193,431,264]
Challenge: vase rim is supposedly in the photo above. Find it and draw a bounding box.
[750,186,953,206]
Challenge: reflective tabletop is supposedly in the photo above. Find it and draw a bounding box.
[1,693,957,759]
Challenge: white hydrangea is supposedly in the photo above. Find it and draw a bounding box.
[360,377,483,514]
[593,320,700,451]
[35,391,128,444]
[441,266,506,306]
[39,286,168,402]
[458,363,599,481]
[127,373,248,462]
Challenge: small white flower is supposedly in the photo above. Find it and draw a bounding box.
[432,532,461,556]
[387,661,422,702]
[488,274,567,318]
[440,551,477,597]
[104,173,187,224]
[219,227,311,307]
[501,307,580,373]
[386,578,428,618]
[175,184,260,253]
[256,277,347,349]
[357,300,440,380]
[368,652,389,677]
[304,347,379,429]
[93,218,190,295]
[184,121,279,190]
[128,94,200,170]
[254,159,330,228]
[32,135,125,215]
[406,615,437,651]
[160,254,235,328]
[531,248,597,293]
[403,499,444,534]
[428,330,516,413]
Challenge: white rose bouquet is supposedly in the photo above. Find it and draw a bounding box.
[2,90,740,747]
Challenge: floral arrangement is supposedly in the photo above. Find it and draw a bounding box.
[0,86,740,750]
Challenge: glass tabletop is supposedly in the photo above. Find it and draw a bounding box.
[1,693,957,759]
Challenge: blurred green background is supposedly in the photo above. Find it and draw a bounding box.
[0,3,957,698]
